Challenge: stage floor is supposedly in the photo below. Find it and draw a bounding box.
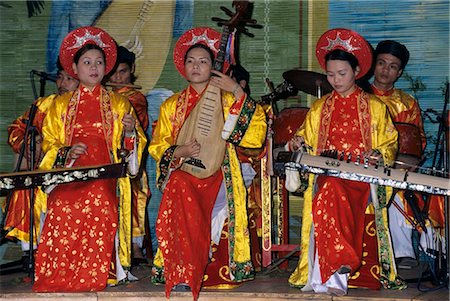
[0,261,448,301]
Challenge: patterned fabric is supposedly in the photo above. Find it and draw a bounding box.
[156,169,223,299]
[288,88,403,289]
[34,85,117,291]
[348,212,381,290]
[313,91,370,282]
[4,95,58,243]
[226,97,257,145]
[32,84,147,291]
[148,83,266,299]
[116,86,150,246]
[371,85,426,152]
[372,84,429,290]
[115,86,149,131]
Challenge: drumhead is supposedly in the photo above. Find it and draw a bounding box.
[395,122,423,159]
[272,107,309,146]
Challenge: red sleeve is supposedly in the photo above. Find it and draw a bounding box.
[128,92,149,131]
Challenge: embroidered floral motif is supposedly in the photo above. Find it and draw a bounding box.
[157,146,177,190]
[226,96,257,145]
[222,150,255,282]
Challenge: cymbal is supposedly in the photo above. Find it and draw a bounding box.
[282,69,333,97]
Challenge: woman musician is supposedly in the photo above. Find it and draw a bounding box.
[286,28,405,295]
[149,27,267,300]
[33,26,147,292]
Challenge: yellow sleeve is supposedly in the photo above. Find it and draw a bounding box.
[296,98,324,153]
[39,96,69,170]
[148,94,178,174]
[370,96,398,166]
[238,102,267,149]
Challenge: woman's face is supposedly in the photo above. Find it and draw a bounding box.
[72,49,105,90]
[184,47,213,86]
[326,59,359,97]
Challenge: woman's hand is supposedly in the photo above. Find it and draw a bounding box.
[122,113,136,134]
[363,149,383,165]
[68,142,88,160]
[287,135,305,152]
[174,139,201,158]
[210,70,245,99]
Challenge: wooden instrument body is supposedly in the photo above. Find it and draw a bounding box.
[176,85,226,178]
[175,3,253,179]
[284,151,450,196]
[0,163,127,192]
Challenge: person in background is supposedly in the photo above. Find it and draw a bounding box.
[371,40,445,272]
[108,45,150,265]
[32,26,146,292]
[4,59,79,265]
[371,40,426,151]
[287,28,404,295]
[149,27,267,300]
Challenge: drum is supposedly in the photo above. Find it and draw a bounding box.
[395,122,423,159]
[272,107,309,147]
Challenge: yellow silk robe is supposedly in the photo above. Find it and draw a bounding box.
[149,86,267,271]
[5,94,57,243]
[373,87,426,151]
[288,91,404,289]
[38,86,147,268]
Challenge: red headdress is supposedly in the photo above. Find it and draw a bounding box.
[316,28,372,79]
[173,27,229,79]
[59,26,117,79]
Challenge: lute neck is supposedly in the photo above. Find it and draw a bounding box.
[213,26,231,73]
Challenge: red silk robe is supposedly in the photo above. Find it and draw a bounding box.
[150,84,267,300]
[4,95,58,244]
[33,85,146,292]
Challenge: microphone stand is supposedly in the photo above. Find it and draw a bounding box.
[0,70,49,280]
[0,102,39,280]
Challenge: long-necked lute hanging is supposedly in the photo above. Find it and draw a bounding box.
[176,1,253,179]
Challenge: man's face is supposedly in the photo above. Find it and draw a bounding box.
[373,53,403,87]
[56,70,79,95]
[109,62,133,85]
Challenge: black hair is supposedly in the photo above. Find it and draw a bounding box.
[117,45,136,66]
[115,45,137,83]
[73,43,105,65]
[375,40,409,70]
[230,64,251,95]
[184,43,215,64]
[325,49,359,71]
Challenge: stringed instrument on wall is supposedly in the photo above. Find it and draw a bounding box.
[177,1,259,179]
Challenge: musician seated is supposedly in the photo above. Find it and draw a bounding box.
[148,27,267,300]
[286,28,405,296]
[369,39,445,277]
[389,154,445,277]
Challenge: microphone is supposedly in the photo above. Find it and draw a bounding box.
[259,80,298,104]
[31,70,57,82]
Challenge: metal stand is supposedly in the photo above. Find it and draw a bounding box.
[429,82,449,286]
[0,70,53,280]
